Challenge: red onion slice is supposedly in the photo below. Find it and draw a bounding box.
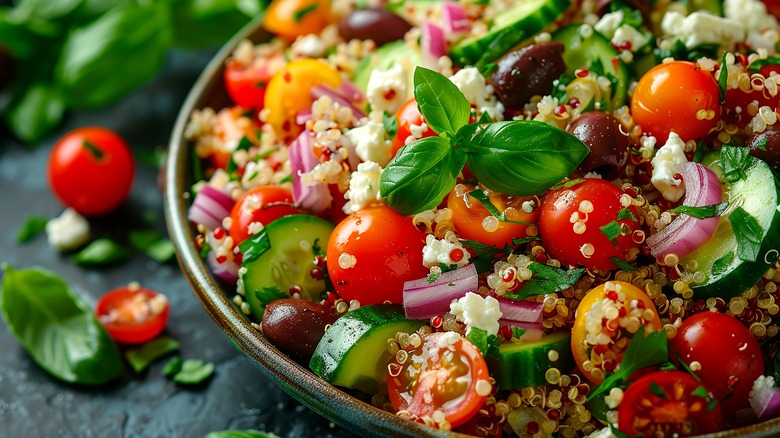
[648,162,723,260]
[750,378,780,419]
[296,109,313,125]
[496,296,544,326]
[421,21,445,69]
[289,130,332,213]
[336,80,366,106]
[442,1,469,35]
[311,84,367,119]
[403,264,478,320]
[187,185,235,229]
[207,251,239,285]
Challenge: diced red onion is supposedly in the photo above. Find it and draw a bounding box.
[648,162,723,260]
[336,80,366,106]
[296,109,313,125]
[289,130,332,212]
[311,84,367,119]
[442,2,469,35]
[499,325,544,341]
[187,184,235,229]
[421,21,445,69]
[207,251,239,285]
[750,379,780,419]
[496,296,544,327]
[403,264,478,320]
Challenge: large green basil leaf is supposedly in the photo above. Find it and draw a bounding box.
[414,67,471,137]
[0,265,123,385]
[380,136,465,216]
[4,82,65,143]
[0,9,61,58]
[11,0,83,22]
[460,120,590,196]
[171,0,261,49]
[55,1,172,108]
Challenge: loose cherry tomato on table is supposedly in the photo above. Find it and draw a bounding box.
[325,206,428,305]
[391,98,437,157]
[538,178,640,271]
[96,286,170,345]
[670,311,764,414]
[263,0,331,41]
[47,127,134,216]
[618,370,722,436]
[229,186,302,244]
[631,60,721,143]
[387,332,491,429]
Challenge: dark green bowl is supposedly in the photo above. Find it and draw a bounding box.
[163,17,780,438]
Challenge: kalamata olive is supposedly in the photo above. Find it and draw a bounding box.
[261,298,339,363]
[338,8,412,46]
[488,42,567,113]
[567,111,630,180]
[747,124,780,171]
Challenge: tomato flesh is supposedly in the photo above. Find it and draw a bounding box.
[229,186,302,244]
[95,286,170,345]
[391,98,436,157]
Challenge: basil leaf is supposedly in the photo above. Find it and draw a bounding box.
[205,430,281,438]
[4,82,65,143]
[0,265,123,385]
[172,359,215,384]
[382,111,398,138]
[162,356,183,377]
[56,1,171,108]
[611,257,637,272]
[718,51,728,104]
[599,221,622,243]
[720,145,752,183]
[380,136,465,215]
[467,189,535,225]
[712,251,734,276]
[458,120,590,196]
[16,216,48,243]
[73,238,131,265]
[505,262,584,299]
[239,227,271,265]
[129,230,175,263]
[748,56,780,73]
[171,0,258,49]
[125,336,181,373]
[672,201,729,219]
[730,206,763,262]
[413,67,470,137]
[254,286,288,308]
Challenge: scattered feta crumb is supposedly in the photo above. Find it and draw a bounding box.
[291,34,328,58]
[366,64,409,114]
[422,234,470,269]
[661,11,744,49]
[344,121,392,166]
[612,25,650,53]
[651,132,688,202]
[46,208,90,251]
[593,10,624,38]
[449,292,502,336]
[343,161,384,213]
[639,136,657,161]
[449,67,504,120]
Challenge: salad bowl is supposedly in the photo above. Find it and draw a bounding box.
[164,11,780,438]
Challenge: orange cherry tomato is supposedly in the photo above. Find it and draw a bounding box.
[229,186,302,244]
[631,61,721,143]
[263,0,331,41]
[95,286,170,345]
[391,98,436,157]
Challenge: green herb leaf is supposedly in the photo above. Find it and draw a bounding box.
[162,356,183,377]
[512,236,541,246]
[506,262,584,299]
[610,257,637,272]
[617,207,637,222]
[672,201,729,219]
[129,230,175,263]
[253,286,289,309]
[199,241,212,260]
[729,206,764,262]
[5,82,66,143]
[599,221,622,244]
[691,385,710,399]
[747,56,780,73]
[239,227,271,265]
[720,145,752,183]
[205,430,281,438]
[227,135,254,175]
[172,359,215,384]
[712,251,735,276]
[413,67,471,137]
[125,337,181,373]
[380,136,466,215]
[0,265,123,385]
[610,424,638,438]
[465,327,501,357]
[649,381,667,398]
[511,326,527,339]
[467,189,535,225]
[718,51,728,104]
[459,239,502,273]
[589,326,668,401]
[73,239,131,265]
[16,216,48,243]
[383,111,398,138]
[458,120,590,196]
[292,3,318,22]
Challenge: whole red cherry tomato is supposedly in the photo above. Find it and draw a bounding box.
[229,186,301,244]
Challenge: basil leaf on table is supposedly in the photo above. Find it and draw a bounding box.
[73,238,132,265]
[16,215,48,243]
[205,430,281,438]
[0,265,123,385]
[4,82,66,143]
[413,66,471,137]
[380,135,466,215]
[460,120,590,196]
[129,230,175,263]
[125,336,181,373]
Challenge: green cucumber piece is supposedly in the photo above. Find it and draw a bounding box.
[552,24,630,110]
[242,214,334,320]
[683,156,780,298]
[690,0,724,16]
[310,305,424,394]
[487,331,573,390]
[352,40,420,91]
[449,0,570,68]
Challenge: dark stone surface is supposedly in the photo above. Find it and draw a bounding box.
[0,49,356,438]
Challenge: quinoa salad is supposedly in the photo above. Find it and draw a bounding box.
[182,0,780,436]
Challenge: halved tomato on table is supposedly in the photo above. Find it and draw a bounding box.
[95,286,170,345]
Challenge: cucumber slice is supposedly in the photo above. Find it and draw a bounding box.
[242,214,334,320]
[690,0,724,16]
[487,331,573,390]
[352,40,420,91]
[552,24,630,110]
[683,156,780,298]
[310,305,424,394]
[449,0,570,68]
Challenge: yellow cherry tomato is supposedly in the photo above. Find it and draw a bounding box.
[571,281,662,384]
[263,0,331,41]
[264,58,343,143]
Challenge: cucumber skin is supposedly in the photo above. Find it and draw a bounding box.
[310,305,424,394]
[487,331,573,390]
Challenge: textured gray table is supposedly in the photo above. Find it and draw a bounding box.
[0,48,356,438]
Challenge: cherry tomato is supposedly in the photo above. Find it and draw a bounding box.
[263,0,331,41]
[223,47,285,110]
[264,59,343,143]
[229,186,302,244]
[571,281,662,384]
[387,332,491,429]
[447,184,539,249]
[325,206,428,305]
[670,311,764,414]
[47,127,134,216]
[391,98,436,157]
[538,179,640,271]
[761,0,780,18]
[631,61,721,143]
[95,286,170,345]
[618,370,722,436]
[200,107,263,170]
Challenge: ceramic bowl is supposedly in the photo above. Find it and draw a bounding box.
[164,16,780,438]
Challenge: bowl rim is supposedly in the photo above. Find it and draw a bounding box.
[163,16,780,438]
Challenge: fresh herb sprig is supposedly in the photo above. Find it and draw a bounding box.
[378,67,590,216]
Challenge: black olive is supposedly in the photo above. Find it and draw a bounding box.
[338,8,412,46]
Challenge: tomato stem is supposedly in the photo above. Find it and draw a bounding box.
[82,140,105,160]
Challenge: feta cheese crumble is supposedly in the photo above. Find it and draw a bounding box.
[422,234,470,269]
[650,132,688,202]
[344,121,392,166]
[661,11,744,49]
[46,208,90,251]
[449,292,502,336]
[343,161,384,213]
[449,67,505,121]
[366,64,409,114]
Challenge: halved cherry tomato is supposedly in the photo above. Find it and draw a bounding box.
[387,332,491,429]
[391,98,436,157]
[447,184,539,249]
[202,107,262,170]
[223,48,285,110]
[571,281,662,384]
[95,286,170,345]
[670,311,764,414]
[229,186,302,244]
[538,178,640,271]
[263,0,331,41]
[631,60,721,143]
[47,127,134,216]
[618,370,722,436]
[325,206,428,305]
